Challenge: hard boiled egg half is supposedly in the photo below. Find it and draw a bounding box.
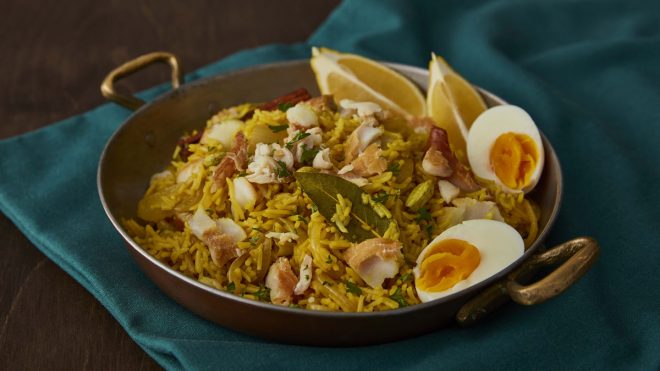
[414,219,524,302]
[467,105,544,193]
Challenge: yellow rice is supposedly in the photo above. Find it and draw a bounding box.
[123,102,539,312]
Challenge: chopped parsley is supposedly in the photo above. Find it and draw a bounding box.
[275,160,291,178]
[300,145,320,165]
[296,214,308,223]
[285,131,311,149]
[278,102,294,112]
[268,123,289,133]
[416,208,434,238]
[249,235,260,245]
[345,281,363,295]
[425,224,434,239]
[226,282,236,293]
[399,272,412,282]
[252,226,264,232]
[389,287,408,308]
[387,161,401,175]
[326,255,333,264]
[322,281,332,286]
[311,204,318,213]
[305,275,310,280]
[415,208,432,222]
[254,287,271,301]
[372,191,389,204]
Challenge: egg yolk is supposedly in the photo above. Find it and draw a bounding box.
[417,239,481,292]
[490,132,538,190]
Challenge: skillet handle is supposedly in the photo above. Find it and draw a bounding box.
[100,51,182,111]
[456,237,599,326]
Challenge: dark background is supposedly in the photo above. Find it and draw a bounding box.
[0,1,340,369]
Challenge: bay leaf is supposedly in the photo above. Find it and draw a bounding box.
[294,171,392,242]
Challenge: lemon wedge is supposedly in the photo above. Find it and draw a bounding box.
[427,53,487,163]
[311,47,426,117]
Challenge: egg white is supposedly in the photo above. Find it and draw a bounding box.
[414,219,524,303]
[467,105,544,193]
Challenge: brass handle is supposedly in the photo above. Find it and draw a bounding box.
[100,51,182,111]
[507,237,599,305]
[456,237,599,326]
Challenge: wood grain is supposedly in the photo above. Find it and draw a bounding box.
[0,1,339,369]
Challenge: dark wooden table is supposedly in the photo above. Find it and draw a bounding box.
[0,1,339,369]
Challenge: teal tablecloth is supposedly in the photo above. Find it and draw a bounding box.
[1,0,659,369]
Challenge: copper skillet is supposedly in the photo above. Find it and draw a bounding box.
[98,52,599,346]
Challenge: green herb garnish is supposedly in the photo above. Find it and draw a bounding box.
[226,282,236,293]
[372,191,389,204]
[425,223,434,239]
[326,255,333,264]
[387,161,401,175]
[322,281,332,286]
[275,160,291,178]
[254,287,271,301]
[399,272,411,282]
[285,131,311,149]
[415,208,434,238]
[415,208,432,222]
[289,303,301,308]
[300,146,320,165]
[249,235,260,245]
[268,123,289,133]
[278,102,294,112]
[345,281,362,295]
[389,287,408,308]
